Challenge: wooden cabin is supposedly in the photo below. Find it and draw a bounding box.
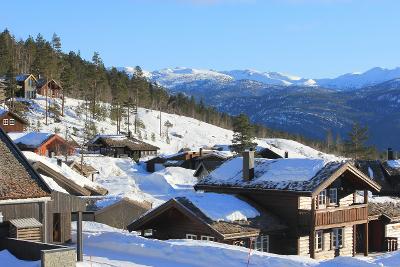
[0,108,28,133]
[194,152,381,259]
[146,151,201,172]
[88,198,152,230]
[194,161,224,179]
[128,193,286,252]
[9,132,75,157]
[36,79,63,98]
[67,161,99,181]
[16,74,37,99]
[0,128,85,248]
[368,202,400,253]
[87,135,159,159]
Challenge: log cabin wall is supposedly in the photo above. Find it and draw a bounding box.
[298,226,353,259]
[0,113,25,133]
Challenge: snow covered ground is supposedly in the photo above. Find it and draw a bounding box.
[73,221,400,267]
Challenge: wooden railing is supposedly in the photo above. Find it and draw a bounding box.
[298,204,368,228]
[386,237,398,252]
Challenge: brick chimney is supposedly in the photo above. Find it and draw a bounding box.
[57,158,62,167]
[387,148,395,160]
[284,151,289,158]
[243,150,255,181]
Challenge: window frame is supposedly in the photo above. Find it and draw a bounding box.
[252,235,270,252]
[143,229,153,237]
[328,188,338,206]
[318,189,327,208]
[186,234,197,240]
[2,119,8,126]
[331,228,344,249]
[315,230,324,251]
[9,118,15,126]
[200,235,215,241]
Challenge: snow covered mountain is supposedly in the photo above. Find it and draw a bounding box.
[123,66,400,90]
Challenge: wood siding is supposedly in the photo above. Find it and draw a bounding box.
[0,113,25,133]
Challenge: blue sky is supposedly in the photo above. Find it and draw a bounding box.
[1,0,399,78]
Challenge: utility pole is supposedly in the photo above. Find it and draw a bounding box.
[135,87,138,134]
[159,105,162,137]
[45,78,48,125]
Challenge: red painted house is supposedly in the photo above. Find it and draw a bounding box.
[0,109,28,133]
[8,132,76,157]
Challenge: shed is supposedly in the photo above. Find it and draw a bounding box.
[9,218,42,242]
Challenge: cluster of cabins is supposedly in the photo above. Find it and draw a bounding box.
[1,95,400,264]
[132,147,400,260]
[0,73,63,101]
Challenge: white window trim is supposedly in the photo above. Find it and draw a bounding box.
[2,119,8,126]
[329,188,338,205]
[186,234,197,240]
[315,230,324,251]
[200,235,215,241]
[318,190,327,209]
[143,229,153,237]
[252,235,269,252]
[332,228,344,249]
[9,119,15,126]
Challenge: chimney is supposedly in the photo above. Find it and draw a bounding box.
[388,148,395,160]
[57,158,62,167]
[243,150,255,181]
[127,131,132,138]
[284,151,289,158]
[199,148,203,157]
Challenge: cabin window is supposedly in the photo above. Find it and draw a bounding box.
[9,119,15,126]
[315,230,323,251]
[143,229,153,237]
[329,188,338,205]
[201,235,215,241]
[318,190,326,208]
[332,228,344,249]
[2,119,8,126]
[186,234,197,240]
[252,235,269,252]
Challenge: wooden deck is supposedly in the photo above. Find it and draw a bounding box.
[299,204,368,229]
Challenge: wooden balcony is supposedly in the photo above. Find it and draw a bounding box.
[298,204,368,229]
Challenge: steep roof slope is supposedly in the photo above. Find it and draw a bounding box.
[0,129,51,200]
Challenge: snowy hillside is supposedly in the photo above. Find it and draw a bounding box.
[123,66,400,90]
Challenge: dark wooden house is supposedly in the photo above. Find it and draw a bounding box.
[128,193,286,252]
[0,108,28,133]
[194,161,224,179]
[0,128,85,248]
[9,132,75,157]
[36,79,63,98]
[87,135,159,159]
[16,74,37,99]
[194,152,381,259]
[146,151,201,172]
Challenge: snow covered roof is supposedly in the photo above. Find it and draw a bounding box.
[181,193,259,222]
[23,151,107,196]
[16,74,36,82]
[384,160,400,176]
[129,192,286,237]
[0,108,7,116]
[196,157,380,194]
[10,132,53,148]
[40,174,69,194]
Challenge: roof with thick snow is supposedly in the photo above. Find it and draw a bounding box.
[0,128,51,200]
[196,157,380,195]
[383,160,400,177]
[128,192,286,237]
[9,132,53,148]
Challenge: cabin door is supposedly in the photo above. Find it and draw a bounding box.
[53,213,62,243]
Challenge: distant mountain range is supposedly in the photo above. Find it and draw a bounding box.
[121,66,400,150]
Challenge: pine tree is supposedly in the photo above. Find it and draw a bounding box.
[345,122,372,159]
[231,113,256,153]
[326,129,334,152]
